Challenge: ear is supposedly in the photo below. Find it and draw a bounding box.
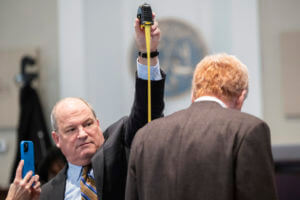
[52,131,60,148]
[191,92,195,103]
[235,90,247,110]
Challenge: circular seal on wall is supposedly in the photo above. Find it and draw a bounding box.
[129,18,208,98]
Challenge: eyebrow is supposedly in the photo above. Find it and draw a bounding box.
[62,125,75,132]
[62,118,95,130]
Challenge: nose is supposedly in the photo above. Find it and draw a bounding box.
[77,126,88,138]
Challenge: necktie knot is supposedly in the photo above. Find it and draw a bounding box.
[82,165,91,180]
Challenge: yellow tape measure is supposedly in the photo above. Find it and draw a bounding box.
[137,3,153,122]
[144,24,152,122]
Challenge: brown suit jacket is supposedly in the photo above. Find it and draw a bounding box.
[126,101,278,200]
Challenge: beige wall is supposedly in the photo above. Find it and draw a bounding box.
[260,0,300,145]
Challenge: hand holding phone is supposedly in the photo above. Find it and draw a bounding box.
[7,160,41,200]
[20,140,35,178]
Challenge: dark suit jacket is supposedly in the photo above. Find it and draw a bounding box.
[40,73,165,200]
[126,101,278,200]
[11,84,52,182]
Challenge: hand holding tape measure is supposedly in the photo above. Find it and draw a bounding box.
[135,4,160,56]
[135,3,160,122]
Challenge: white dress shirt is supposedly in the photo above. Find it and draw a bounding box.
[194,96,227,108]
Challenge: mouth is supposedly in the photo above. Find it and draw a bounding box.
[77,142,92,148]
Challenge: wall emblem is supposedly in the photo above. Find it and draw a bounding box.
[130,18,208,98]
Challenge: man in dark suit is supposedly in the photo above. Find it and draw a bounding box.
[40,16,165,200]
[126,53,278,200]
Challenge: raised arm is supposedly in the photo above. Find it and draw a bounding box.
[124,14,165,147]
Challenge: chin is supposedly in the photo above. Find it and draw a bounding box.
[80,149,96,159]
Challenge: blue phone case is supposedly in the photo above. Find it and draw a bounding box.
[20,140,35,178]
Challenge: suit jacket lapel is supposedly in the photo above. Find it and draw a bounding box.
[92,146,104,200]
[51,166,67,200]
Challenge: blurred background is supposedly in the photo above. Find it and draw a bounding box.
[0,0,300,199]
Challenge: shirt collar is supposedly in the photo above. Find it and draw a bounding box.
[194,96,227,108]
[67,162,82,182]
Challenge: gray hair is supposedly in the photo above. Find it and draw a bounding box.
[50,97,97,132]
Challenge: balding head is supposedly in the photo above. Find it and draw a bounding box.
[51,97,97,132]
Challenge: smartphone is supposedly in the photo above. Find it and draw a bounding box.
[20,140,35,178]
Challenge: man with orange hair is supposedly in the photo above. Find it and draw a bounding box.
[126,53,278,200]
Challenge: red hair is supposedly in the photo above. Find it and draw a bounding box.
[192,53,248,102]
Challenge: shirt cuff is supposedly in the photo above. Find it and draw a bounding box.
[137,59,162,81]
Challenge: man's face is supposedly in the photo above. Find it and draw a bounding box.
[52,99,104,166]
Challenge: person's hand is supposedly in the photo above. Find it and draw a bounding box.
[135,13,161,52]
[6,160,41,200]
